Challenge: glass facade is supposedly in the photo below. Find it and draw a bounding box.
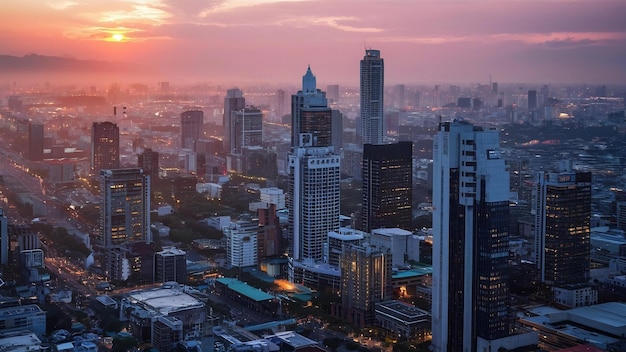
[361,141,413,232]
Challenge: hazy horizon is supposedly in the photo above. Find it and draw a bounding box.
[2,0,626,86]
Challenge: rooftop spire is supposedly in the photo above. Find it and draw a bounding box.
[302,66,316,94]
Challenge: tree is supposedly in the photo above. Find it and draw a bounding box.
[112,333,138,352]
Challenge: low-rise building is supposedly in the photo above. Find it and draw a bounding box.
[0,304,46,336]
[119,283,206,344]
[375,300,431,342]
[519,302,626,351]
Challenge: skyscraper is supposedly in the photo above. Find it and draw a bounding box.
[288,67,340,270]
[0,208,7,266]
[180,110,204,150]
[28,122,44,161]
[361,141,413,233]
[360,49,384,145]
[528,90,538,110]
[229,107,263,155]
[276,89,286,119]
[138,148,159,181]
[223,88,245,152]
[98,168,151,276]
[432,120,511,351]
[91,121,119,175]
[326,84,339,103]
[534,169,591,286]
[340,243,392,327]
[291,66,333,148]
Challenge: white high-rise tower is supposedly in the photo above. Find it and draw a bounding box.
[431,120,533,352]
[287,68,340,281]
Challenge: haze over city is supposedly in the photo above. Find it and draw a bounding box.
[2,0,626,85]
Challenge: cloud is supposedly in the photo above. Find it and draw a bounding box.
[99,4,171,25]
[543,37,598,48]
[46,1,78,10]
[199,0,310,16]
[281,16,383,33]
[376,31,626,46]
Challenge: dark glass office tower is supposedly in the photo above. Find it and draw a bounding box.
[180,110,204,150]
[91,121,119,175]
[138,148,159,181]
[361,141,413,232]
[28,122,44,161]
[223,88,245,152]
[535,170,591,286]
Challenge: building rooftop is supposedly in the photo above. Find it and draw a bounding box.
[216,278,274,302]
[371,228,413,237]
[520,302,626,348]
[0,330,42,351]
[0,304,43,319]
[265,331,317,349]
[392,264,432,279]
[375,300,430,323]
[126,284,204,315]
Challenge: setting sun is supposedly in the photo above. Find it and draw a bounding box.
[111,33,124,42]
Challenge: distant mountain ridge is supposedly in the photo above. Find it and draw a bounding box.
[0,54,146,74]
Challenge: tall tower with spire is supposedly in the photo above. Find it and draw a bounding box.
[290,66,333,148]
[287,67,340,280]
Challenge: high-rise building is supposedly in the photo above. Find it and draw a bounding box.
[528,90,538,110]
[224,221,258,268]
[91,121,119,175]
[432,121,511,351]
[0,208,7,266]
[331,109,343,150]
[155,247,187,283]
[393,84,405,108]
[287,67,340,271]
[360,49,385,145]
[28,122,44,161]
[361,142,413,233]
[229,107,263,155]
[223,88,245,152]
[291,66,333,148]
[534,170,591,286]
[98,168,151,276]
[180,110,204,150]
[340,243,392,327]
[138,148,159,181]
[276,89,286,120]
[256,202,282,259]
[288,145,341,264]
[327,84,339,103]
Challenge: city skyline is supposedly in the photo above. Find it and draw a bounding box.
[2,0,626,85]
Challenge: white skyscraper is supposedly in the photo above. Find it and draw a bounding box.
[360,49,384,145]
[287,68,341,280]
[432,121,535,351]
[288,144,341,262]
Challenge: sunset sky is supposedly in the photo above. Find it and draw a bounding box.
[2,0,626,85]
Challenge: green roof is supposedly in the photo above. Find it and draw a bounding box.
[216,277,274,302]
[392,264,433,279]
